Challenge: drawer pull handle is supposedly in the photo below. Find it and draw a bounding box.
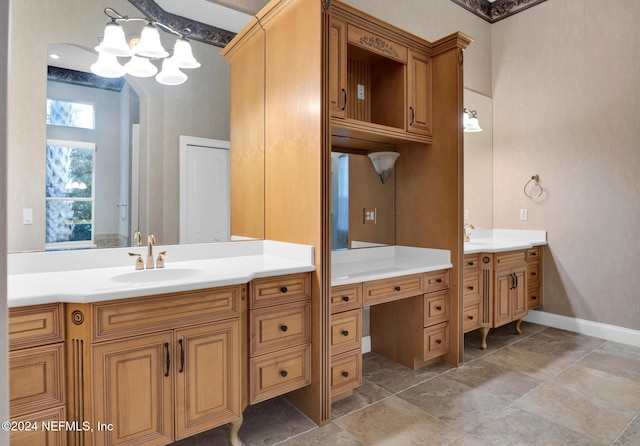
[531,252,537,256]
[342,296,350,302]
[342,371,349,378]
[531,272,537,276]
[435,339,442,345]
[467,261,474,266]
[280,325,288,332]
[409,106,415,126]
[468,285,474,290]
[280,370,288,378]
[532,295,538,300]
[342,330,349,337]
[178,339,185,374]
[435,306,442,311]
[341,88,347,111]
[280,286,288,293]
[468,315,474,320]
[436,278,443,283]
[395,286,401,292]
[164,342,171,377]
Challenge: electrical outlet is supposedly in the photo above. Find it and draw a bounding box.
[520,209,528,221]
[357,84,365,100]
[363,207,376,224]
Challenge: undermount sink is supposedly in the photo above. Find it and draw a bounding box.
[110,268,206,283]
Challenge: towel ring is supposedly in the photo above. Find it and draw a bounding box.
[524,174,543,200]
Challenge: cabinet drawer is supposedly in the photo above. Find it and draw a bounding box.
[250,301,311,356]
[9,406,66,446]
[330,283,362,314]
[250,273,311,309]
[9,343,65,417]
[424,269,449,293]
[347,24,408,63]
[423,290,449,327]
[528,285,543,309]
[463,304,481,333]
[463,275,480,305]
[9,304,64,351]
[526,247,541,261]
[330,309,362,356]
[495,250,526,268]
[423,322,449,361]
[527,262,540,285]
[330,349,362,397]
[93,286,240,342]
[249,343,311,404]
[463,254,480,274]
[363,274,423,306]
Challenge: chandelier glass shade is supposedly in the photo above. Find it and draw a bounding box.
[91,8,200,86]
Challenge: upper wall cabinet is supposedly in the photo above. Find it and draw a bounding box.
[329,13,433,149]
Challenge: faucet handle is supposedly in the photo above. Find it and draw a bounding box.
[133,230,142,246]
[128,252,144,270]
[148,234,156,245]
[156,251,167,269]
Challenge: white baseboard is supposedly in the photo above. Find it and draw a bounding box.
[524,310,640,348]
[362,335,371,354]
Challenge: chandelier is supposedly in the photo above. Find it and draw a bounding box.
[90,7,201,86]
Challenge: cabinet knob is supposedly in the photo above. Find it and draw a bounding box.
[435,306,442,311]
[436,339,442,345]
[395,286,401,292]
[342,371,349,378]
[467,261,474,266]
[468,285,474,290]
[280,370,288,378]
[342,295,350,302]
[342,330,349,337]
[531,272,537,276]
[280,286,288,293]
[436,278,443,283]
[532,295,538,300]
[280,325,288,332]
[468,315,474,320]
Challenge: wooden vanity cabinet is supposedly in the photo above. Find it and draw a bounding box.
[462,254,483,333]
[407,49,432,135]
[8,303,66,446]
[67,286,243,446]
[526,247,543,309]
[494,251,527,327]
[248,273,312,404]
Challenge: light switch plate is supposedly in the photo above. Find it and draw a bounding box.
[520,209,528,221]
[23,208,33,225]
[357,84,365,100]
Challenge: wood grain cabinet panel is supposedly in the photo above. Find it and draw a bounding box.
[424,269,449,293]
[9,303,64,350]
[463,304,481,332]
[363,274,423,306]
[423,322,449,361]
[330,308,362,356]
[9,406,67,446]
[407,49,432,136]
[9,343,65,417]
[330,350,362,398]
[423,290,449,327]
[330,283,362,314]
[250,273,311,309]
[249,344,311,404]
[329,17,348,118]
[250,301,311,356]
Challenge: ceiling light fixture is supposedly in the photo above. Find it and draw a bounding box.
[463,108,483,133]
[91,7,200,86]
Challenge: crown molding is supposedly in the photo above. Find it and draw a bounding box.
[47,66,126,92]
[450,0,548,23]
[128,0,237,48]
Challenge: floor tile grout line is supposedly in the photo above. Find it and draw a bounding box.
[609,409,640,446]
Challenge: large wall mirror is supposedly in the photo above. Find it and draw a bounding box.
[464,89,493,229]
[7,0,241,252]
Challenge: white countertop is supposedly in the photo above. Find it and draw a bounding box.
[332,246,452,286]
[8,241,315,308]
[464,229,547,254]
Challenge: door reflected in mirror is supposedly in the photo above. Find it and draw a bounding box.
[331,151,394,250]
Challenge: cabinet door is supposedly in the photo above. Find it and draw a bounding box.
[175,320,241,440]
[329,17,347,118]
[93,332,173,446]
[407,49,432,135]
[494,270,513,327]
[512,268,528,320]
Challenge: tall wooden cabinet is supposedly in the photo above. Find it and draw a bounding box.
[223,0,471,426]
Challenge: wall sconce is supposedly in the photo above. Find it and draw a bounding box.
[368,151,400,184]
[463,108,483,132]
[90,7,200,86]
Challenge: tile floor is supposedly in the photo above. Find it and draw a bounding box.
[173,322,640,445]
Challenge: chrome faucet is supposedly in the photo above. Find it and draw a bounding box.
[146,234,156,269]
[463,223,475,242]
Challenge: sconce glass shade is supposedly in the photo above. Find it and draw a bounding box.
[368,151,400,184]
[172,38,201,69]
[90,51,126,78]
[134,24,169,59]
[124,55,158,77]
[96,22,132,57]
[156,58,187,86]
[464,117,483,132]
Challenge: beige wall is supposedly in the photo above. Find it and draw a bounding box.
[7,0,230,251]
[491,0,640,330]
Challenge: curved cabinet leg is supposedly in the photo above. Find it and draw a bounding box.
[479,327,490,350]
[230,415,244,446]
[515,319,522,335]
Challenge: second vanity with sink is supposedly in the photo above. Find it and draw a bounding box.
[7,241,315,446]
[463,229,547,349]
